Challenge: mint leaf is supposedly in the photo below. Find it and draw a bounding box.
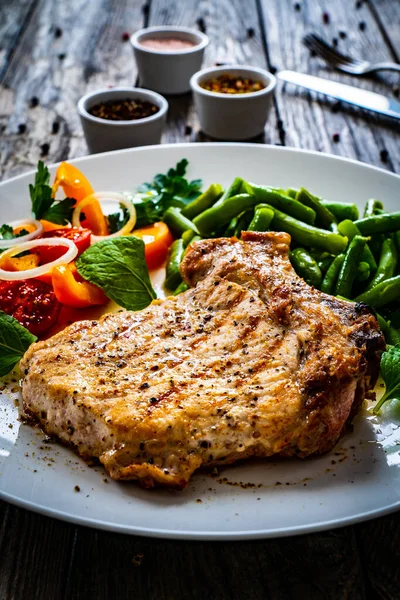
[0,311,37,377]
[29,160,54,219]
[76,237,156,311]
[373,343,400,413]
[41,198,75,225]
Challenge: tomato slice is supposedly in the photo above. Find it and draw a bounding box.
[132,222,174,270]
[0,279,61,336]
[37,228,92,264]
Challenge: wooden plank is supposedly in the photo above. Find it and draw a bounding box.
[355,513,400,599]
[148,0,281,145]
[0,0,145,180]
[259,0,400,174]
[0,0,34,80]
[0,502,75,599]
[368,0,400,59]
[62,518,365,599]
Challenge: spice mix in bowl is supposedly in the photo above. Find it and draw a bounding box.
[191,65,276,140]
[131,26,209,95]
[77,87,168,154]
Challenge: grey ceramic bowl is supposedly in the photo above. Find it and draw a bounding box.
[77,87,168,154]
[130,26,209,95]
[190,65,276,140]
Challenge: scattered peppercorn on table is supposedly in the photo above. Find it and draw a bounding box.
[0,0,399,598]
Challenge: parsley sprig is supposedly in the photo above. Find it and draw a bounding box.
[133,159,202,228]
[28,160,75,224]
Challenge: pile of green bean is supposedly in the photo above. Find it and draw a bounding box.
[163,178,400,343]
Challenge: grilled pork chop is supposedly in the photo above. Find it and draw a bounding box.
[20,232,384,489]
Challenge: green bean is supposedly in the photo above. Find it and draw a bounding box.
[213,177,243,207]
[318,255,334,273]
[356,261,370,283]
[225,215,241,237]
[182,183,224,219]
[173,281,189,296]
[163,207,200,237]
[335,235,368,298]
[290,248,322,288]
[355,274,400,308]
[285,188,298,199]
[234,210,254,237]
[337,219,377,272]
[243,183,316,224]
[355,212,400,235]
[320,201,359,222]
[363,199,384,218]
[189,235,202,244]
[296,188,336,228]
[193,193,256,235]
[321,254,345,294]
[369,234,384,263]
[258,203,347,254]
[181,229,196,246]
[364,238,397,292]
[248,206,274,232]
[165,239,185,290]
[386,325,400,346]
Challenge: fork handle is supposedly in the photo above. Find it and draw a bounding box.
[369,62,400,73]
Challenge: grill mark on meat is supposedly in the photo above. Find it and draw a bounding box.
[20,232,385,489]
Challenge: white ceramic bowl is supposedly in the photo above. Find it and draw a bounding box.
[190,65,276,140]
[130,26,209,95]
[77,87,168,154]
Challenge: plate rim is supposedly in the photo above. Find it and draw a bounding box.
[1,488,398,540]
[1,142,400,189]
[1,142,399,539]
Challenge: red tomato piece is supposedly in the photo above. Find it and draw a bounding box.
[37,228,92,264]
[0,279,61,337]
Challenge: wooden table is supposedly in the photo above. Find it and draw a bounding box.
[1,1,399,598]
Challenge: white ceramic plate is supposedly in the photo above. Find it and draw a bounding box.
[0,144,399,540]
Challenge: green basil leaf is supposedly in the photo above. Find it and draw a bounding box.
[41,198,76,225]
[0,311,37,377]
[76,237,156,311]
[373,343,400,413]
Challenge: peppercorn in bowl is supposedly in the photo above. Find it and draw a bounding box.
[190,65,276,140]
[77,87,168,154]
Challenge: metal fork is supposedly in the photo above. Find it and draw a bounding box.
[303,34,400,75]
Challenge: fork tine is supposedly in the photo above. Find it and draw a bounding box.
[303,36,343,66]
[303,34,356,66]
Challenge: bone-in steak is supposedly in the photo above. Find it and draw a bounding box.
[20,232,384,489]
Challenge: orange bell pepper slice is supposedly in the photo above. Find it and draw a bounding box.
[52,162,109,236]
[52,263,108,308]
[0,252,40,272]
[132,222,174,270]
[40,219,71,233]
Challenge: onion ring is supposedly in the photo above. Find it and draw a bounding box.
[0,238,78,280]
[71,192,136,243]
[0,218,43,249]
